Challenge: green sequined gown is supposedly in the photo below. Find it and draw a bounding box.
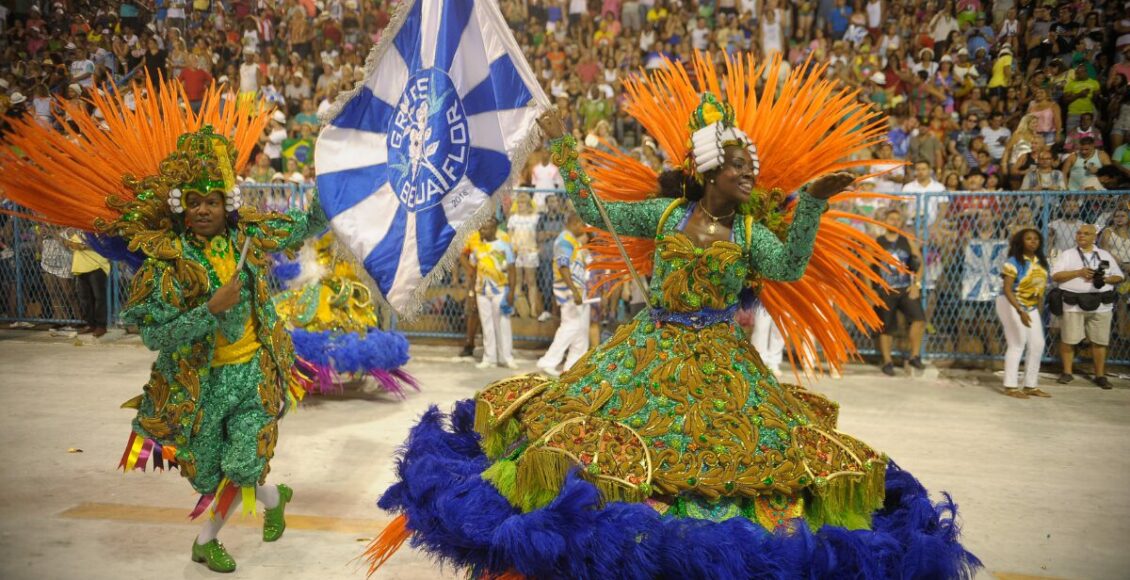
[474,139,887,531]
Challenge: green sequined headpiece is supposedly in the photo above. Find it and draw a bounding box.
[162,126,244,214]
[688,93,737,133]
[169,126,237,192]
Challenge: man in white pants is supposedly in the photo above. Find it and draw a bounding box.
[750,303,784,376]
[470,217,519,369]
[538,214,589,377]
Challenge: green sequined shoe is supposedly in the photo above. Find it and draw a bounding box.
[262,484,293,542]
[191,539,236,573]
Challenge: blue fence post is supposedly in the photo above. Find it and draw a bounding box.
[1040,190,1050,244]
[13,215,25,318]
[107,262,119,327]
[917,190,928,361]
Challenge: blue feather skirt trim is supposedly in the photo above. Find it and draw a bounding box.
[290,328,418,396]
[377,400,981,579]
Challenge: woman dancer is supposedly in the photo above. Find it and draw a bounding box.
[996,228,1051,398]
[366,56,979,579]
[273,232,417,395]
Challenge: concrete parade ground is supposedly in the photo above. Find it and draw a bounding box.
[0,328,1127,580]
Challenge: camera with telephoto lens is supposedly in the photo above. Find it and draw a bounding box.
[1093,260,1109,289]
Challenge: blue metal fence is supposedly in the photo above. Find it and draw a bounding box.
[4,186,1129,365]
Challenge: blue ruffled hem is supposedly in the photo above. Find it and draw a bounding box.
[379,400,981,580]
[291,327,411,371]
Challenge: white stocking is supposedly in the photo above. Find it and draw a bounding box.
[196,496,238,544]
[195,484,279,544]
[257,484,280,509]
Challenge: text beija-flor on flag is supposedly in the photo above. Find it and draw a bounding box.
[315,0,550,314]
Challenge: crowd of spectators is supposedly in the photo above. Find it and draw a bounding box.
[3,0,1130,372]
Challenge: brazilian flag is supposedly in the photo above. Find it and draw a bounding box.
[282,137,314,168]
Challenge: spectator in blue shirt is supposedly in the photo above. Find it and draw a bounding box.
[827,0,853,39]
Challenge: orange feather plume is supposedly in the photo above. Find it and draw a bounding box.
[362,513,412,577]
[0,74,270,230]
[580,52,903,374]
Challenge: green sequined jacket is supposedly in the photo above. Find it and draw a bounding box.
[119,199,328,479]
[549,135,826,296]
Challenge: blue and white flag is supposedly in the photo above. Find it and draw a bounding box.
[315,0,550,313]
[961,239,1007,302]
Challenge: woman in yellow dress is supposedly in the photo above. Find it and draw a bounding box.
[274,231,417,395]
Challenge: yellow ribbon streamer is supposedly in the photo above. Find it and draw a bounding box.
[242,486,256,517]
[124,435,144,471]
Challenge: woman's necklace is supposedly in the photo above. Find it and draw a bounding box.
[699,203,735,235]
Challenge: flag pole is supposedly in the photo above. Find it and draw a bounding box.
[585,185,654,309]
[534,110,653,309]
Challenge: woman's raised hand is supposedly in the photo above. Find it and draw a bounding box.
[807,172,858,200]
[536,109,566,140]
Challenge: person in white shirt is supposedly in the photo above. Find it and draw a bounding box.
[284,71,311,102]
[900,161,949,227]
[568,0,587,27]
[238,56,260,96]
[68,45,96,89]
[952,48,979,84]
[537,214,590,376]
[549,70,568,99]
[691,17,711,51]
[980,111,1011,161]
[530,151,565,208]
[166,0,187,31]
[1050,224,1125,388]
[470,217,518,369]
[639,27,657,52]
[242,27,259,55]
[264,110,288,171]
[761,7,785,54]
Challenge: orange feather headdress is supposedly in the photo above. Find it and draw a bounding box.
[582,52,902,375]
[0,75,269,234]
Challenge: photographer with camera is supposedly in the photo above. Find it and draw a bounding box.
[1051,224,1125,388]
